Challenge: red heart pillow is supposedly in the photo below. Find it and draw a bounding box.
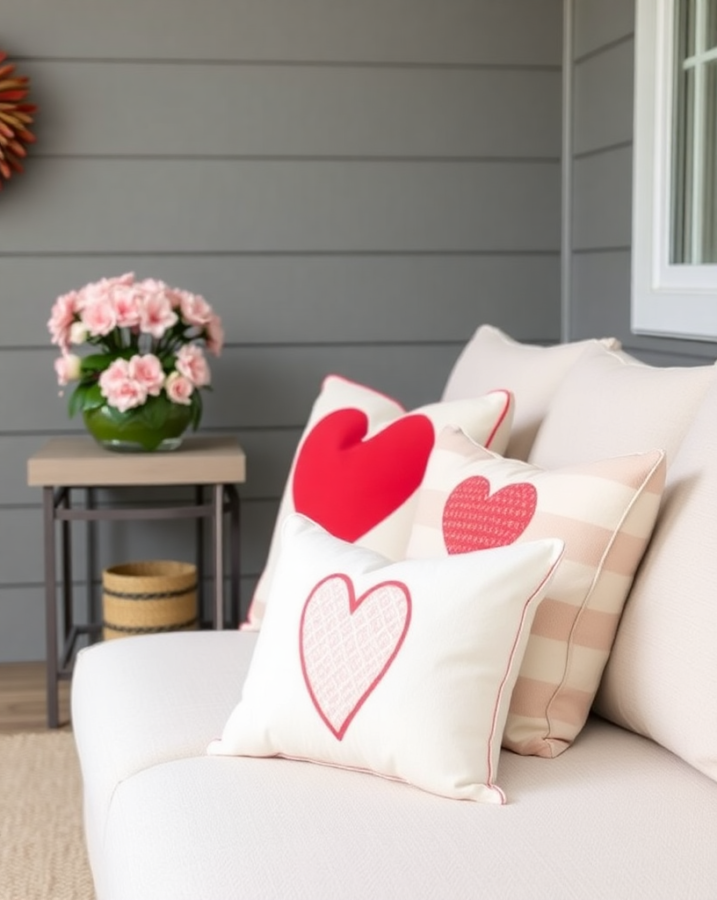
[243,376,513,630]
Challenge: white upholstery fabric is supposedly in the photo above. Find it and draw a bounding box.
[73,631,717,900]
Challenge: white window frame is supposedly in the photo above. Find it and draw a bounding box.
[632,0,717,340]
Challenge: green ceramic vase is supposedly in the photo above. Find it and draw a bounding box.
[83,401,194,453]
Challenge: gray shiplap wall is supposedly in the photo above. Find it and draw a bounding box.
[0,0,562,661]
[567,0,717,364]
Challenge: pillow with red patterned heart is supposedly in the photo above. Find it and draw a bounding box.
[405,425,666,758]
[242,375,514,629]
[210,514,564,803]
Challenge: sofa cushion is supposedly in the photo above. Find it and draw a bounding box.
[93,720,717,900]
[211,514,563,802]
[243,374,513,629]
[406,426,666,757]
[529,344,717,469]
[441,325,620,460]
[595,378,717,782]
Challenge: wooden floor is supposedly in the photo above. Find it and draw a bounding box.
[0,662,71,733]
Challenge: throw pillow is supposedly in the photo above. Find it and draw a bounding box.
[210,514,564,803]
[405,426,666,758]
[441,324,621,460]
[243,375,514,629]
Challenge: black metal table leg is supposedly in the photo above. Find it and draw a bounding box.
[86,487,98,644]
[229,486,240,628]
[43,487,59,729]
[212,483,224,629]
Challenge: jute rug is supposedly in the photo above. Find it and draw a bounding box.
[0,732,95,900]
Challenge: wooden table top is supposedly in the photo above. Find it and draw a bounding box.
[27,435,246,487]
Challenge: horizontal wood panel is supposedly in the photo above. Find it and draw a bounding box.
[1,255,560,349]
[573,40,634,155]
[0,344,465,433]
[0,499,277,587]
[1,159,561,254]
[574,0,634,59]
[26,62,561,159]
[6,0,561,65]
[572,147,632,250]
[571,250,632,341]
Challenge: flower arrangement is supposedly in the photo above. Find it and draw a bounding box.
[49,273,224,445]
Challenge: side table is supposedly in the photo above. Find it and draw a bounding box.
[27,434,246,727]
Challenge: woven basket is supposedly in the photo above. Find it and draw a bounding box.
[102,560,198,641]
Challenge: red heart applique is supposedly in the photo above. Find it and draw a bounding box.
[293,408,434,542]
[299,574,411,740]
[442,476,537,553]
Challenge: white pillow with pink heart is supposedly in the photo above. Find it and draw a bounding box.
[243,375,514,629]
[211,514,564,803]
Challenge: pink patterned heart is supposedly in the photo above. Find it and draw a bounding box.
[443,476,537,553]
[299,574,411,740]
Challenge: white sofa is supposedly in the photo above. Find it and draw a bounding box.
[72,326,717,899]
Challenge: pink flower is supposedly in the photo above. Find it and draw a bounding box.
[99,357,130,390]
[81,298,117,337]
[54,353,81,386]
[128,353,164,397]
[137,277,169,295]
[99,359,148,412]
[48,291,80,351]
[175,344,211,387]
[164,371,194,405]
[178,291,213,327]
[139,290,178,339]
[205,314,224,356]
[111,284,142,329]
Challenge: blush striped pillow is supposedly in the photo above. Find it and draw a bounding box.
[405,426,666,758]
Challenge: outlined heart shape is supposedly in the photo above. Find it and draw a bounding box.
[299,573,411,740]
[442,476,537,554]
[293,408,435,542]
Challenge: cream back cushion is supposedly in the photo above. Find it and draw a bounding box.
[441,325,621,460]
[529,345,717,470]
[595,379,717,782]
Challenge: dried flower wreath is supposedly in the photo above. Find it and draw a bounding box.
[0,50,37,190]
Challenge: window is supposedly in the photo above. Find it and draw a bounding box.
[632,0,717,339]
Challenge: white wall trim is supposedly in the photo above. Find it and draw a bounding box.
[632,0,717,341]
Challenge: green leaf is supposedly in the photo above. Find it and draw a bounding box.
[67,384,88,419]
[80,354,112,374]
[138,395,171,430]
[67,382,105,418]
[82,383,105,411]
